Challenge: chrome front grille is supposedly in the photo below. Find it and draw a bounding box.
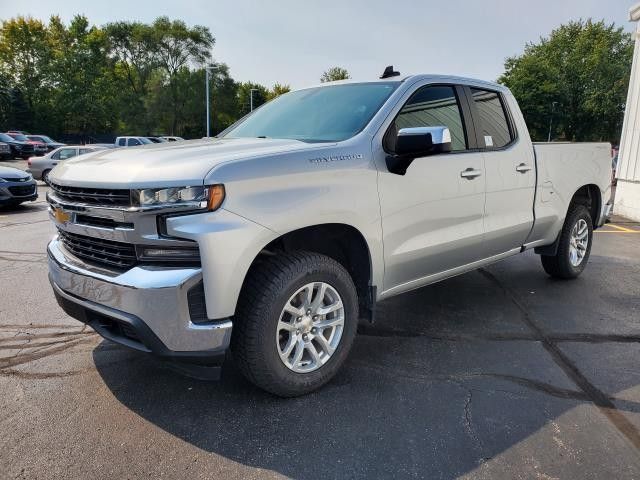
[58,229,137,270]
[50,182,131,207]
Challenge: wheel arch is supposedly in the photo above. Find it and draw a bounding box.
[243,223,376,321]
[535,184,601,256]
[570,184,601,227]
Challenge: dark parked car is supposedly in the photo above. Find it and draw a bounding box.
[0,142,11,159]
[27,135,66,152]
[0,133,35,159]
[6,133,47,156]
[0,166,38,207]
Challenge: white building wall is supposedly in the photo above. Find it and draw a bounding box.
[616,3,640,220]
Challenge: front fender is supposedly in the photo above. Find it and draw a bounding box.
[166,209,278,320]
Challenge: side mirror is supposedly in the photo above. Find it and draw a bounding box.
[386,126,452,175]
[395,126,452,158]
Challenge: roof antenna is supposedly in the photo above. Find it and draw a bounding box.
[380,65,400,79]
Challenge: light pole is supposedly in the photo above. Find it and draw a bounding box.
[547,101,558,142]
[250,88,258,112]
[205,64,216,138]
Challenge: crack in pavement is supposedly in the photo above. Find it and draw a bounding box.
[478,267,640,452]
[0,254,48,264]
[0,250,47,255]
[358,326,640,344]
[0,330,94,345]
[0,218,51,229]
[0,336,97,370]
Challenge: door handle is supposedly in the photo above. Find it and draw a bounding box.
[516,163,532,173]
[460,168,482,179]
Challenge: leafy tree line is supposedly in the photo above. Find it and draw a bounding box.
[499,20,633,144]
[0,15,299,139]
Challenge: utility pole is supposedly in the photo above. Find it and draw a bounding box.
[547,101,558,142]
[205,64,216,137]
[250,88,258,112]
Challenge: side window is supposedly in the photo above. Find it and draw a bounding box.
[117,138,126,146]
[128,138,141,146]
[470,88,513,148]
[79,148,91,155]
[386,85,467,152]
[58,148,77,160]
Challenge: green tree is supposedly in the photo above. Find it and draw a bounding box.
[267,83,291,100]
[499,19,633,143]
[0,16,53,131]
[48,15,119,135]
[237,82,269,116]
[151,17,215,134]
[320,66,350,83]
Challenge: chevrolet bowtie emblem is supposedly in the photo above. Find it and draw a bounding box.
[53,207,71,224]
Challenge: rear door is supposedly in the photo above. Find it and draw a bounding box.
[466,87,536,257]
[376,83,486,293]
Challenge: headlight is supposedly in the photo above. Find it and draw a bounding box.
[133,184,225,211]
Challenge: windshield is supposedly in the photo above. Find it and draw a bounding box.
[138,137,152,144]
[9,133,29,141]
[0,133,14,142]
[29,135,54,143]
[223,82,399,142]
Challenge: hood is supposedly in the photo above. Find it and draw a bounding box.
[49,137,329,188]
[0,166,31,180]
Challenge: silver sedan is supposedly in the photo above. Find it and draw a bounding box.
[27,145,106,184]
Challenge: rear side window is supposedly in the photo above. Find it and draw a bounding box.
[470,88,513,148]
[117,138,126,146]
[387,85,467,152]
[57,148,77,160]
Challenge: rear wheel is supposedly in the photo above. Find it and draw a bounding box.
[541,204,593,279]
[232,251,358,397]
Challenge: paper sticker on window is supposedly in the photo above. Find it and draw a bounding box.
[484,135,494,147]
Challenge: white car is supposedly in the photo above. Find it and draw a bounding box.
[115,136,154,147]
[26,145,106,184]
[160,136,185,142]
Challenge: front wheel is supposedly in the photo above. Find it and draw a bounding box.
[540,204,593,279]
[42,169,51,186]
[232,251,358,397]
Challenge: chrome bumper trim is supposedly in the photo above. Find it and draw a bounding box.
[48,238,232,353]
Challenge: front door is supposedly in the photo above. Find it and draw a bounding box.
[376,84,486,295]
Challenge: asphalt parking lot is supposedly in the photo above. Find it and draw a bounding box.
[1,161,640,479]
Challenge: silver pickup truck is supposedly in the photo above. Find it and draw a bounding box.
[46,73,612,396]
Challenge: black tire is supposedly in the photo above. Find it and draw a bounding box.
[232,251,358,397]
[42,169,51,186]
[541,204,593,279]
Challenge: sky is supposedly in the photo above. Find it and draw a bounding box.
[0,0,637,89]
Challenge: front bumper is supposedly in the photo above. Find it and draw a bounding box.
[48,237,232,364]
[0,181,38,204]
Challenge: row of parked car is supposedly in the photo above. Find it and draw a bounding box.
[0,131,185,161]
[24,135,185,184]
[0,131,66,160]
[0,133,185,207]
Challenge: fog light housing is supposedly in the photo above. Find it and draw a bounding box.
[137,245,200,263]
